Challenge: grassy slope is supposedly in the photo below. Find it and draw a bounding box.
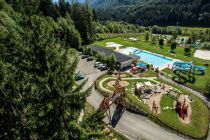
[95,33,210,92]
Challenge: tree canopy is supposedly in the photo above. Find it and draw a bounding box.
[0,0,106,139]
[93,0,210,27]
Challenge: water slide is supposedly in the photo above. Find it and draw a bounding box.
[173,61,206,73]
[133,49,142,54]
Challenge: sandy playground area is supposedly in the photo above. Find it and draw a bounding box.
[174,95,192,124]
[143,83,172,114]
[107,80,129,87]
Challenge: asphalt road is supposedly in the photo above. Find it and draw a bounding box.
[77,58,186,140]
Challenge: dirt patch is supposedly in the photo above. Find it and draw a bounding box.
[143,84,172,114]
[107,80,129,87]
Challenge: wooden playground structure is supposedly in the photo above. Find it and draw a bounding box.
[99,71,126,124]
[174,95,192,124]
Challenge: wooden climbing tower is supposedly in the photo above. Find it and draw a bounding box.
[99,71,126,124]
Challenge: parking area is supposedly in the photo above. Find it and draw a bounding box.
[76,57,107,89]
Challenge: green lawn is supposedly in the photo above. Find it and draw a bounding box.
[162,68,209,93]
[94,33,210,93]
[140,70,157,77]
[96,72,209,139]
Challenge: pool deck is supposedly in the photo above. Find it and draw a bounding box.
[117,47,178,70]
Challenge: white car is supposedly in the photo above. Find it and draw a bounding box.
[94,62,101,67]
[98,64,104,69]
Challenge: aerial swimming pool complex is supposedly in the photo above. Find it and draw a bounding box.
[120,47,174,68]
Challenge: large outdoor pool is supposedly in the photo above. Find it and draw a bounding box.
[121,47,173,67]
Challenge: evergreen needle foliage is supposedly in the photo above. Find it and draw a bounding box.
[0,0,106,139]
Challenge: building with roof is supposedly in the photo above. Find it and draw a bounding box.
[87,45,137,70]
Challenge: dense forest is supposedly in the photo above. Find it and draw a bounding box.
[0,0,108,139]
[90,0,210,27]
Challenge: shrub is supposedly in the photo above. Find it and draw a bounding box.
[187,37,192,44]
[159,38,164,48]
[170,41,177,53]
[151,35,156,44]
[166,38,172,46]
[145,31,149,41]
[184,47,191,56]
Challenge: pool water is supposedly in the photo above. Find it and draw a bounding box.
[121,47,173,67]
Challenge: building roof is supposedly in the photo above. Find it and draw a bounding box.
[87,45,136,63]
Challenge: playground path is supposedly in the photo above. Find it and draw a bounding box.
[77,58,187,140]
[99,77,157,92]
[99,77,113,93]
[98,77,158,93]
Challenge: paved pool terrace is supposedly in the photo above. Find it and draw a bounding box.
[118,47,178,70]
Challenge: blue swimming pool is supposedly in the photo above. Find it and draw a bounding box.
[121,47,173,67]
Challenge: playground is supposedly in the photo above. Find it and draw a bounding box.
[136,81,174,114]
[95,70,209,139]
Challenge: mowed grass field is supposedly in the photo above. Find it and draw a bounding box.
[94,33,210,93]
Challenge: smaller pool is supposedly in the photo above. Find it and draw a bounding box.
[136,63,146,68]
[121,47,173,67]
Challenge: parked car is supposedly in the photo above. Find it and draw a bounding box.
[76,75,84,81]
[98,64,104,69]
[100,65,109,71]
[75,72,85,81]
[94,62,101,67]
[81,55,89,59]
